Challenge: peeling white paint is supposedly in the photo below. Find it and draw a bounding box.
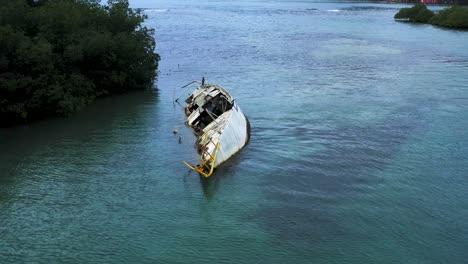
[185,83,250,169]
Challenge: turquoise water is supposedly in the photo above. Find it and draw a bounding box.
[1,1,468,263]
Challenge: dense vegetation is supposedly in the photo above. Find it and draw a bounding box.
[394,4,434,23]
[395,4,468,28]
[430,6,468,28]
[0,0,160,127]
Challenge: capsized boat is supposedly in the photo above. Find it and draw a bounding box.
[182,80,250,178]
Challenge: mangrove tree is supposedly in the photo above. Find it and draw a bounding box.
[0,0,160,127]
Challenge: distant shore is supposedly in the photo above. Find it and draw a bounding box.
[394,4,468,29]
[384,0,467,5]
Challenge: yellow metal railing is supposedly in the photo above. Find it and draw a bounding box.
[183,142,220,178]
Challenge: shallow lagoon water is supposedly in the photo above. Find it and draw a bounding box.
[1,1,468,263]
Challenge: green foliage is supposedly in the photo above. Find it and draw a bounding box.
[430,6,468,28]
[395,4,468,29]
[0,0,159,126]
[394,4,434,23]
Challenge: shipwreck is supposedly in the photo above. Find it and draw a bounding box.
[182,79,250,178]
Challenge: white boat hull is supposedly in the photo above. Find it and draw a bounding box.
[183,83,250,177]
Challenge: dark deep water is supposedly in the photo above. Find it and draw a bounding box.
[1,1,468,263]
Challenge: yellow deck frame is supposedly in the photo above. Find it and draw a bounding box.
[183,142,220,178]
